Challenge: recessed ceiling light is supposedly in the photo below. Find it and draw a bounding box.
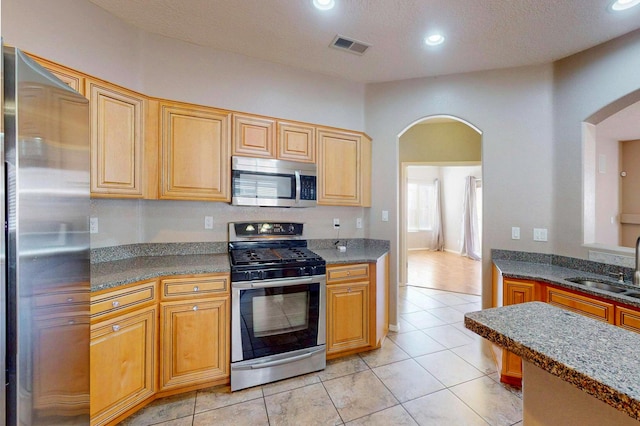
[313,0,335,10]
[610,0,640,11]
[424,34,445,46]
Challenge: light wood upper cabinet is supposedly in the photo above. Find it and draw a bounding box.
[86,79,146,198]
[29,54,86,95]
[159,101,231,201]
[277,121,315,163]
[232,114,275,158]
[317,128,371,207]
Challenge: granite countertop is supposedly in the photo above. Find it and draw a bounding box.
[465,302,640,421]
[90,239,390,292]
[493,258,640,309]
[90,254,230,292]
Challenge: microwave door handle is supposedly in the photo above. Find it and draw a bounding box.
[295,170,301,204]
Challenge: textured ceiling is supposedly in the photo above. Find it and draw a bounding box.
[88,0,640,83]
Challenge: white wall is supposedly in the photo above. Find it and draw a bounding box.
[553,29,640,259]
[594,132,619,246]
[3,0,368,249]
[366,64,555,320]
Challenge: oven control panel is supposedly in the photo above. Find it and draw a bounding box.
[232,222,303,237]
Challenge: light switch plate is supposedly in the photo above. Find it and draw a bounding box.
[89,217,98,234]
[204,216,214,229]
[356,218,363,229]
[533,228,548,241]
[511,227,520,240]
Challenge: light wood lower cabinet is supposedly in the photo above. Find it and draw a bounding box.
[327,281,369,354]
[616,305,640,332]
[546,286,615,324]
[90,305,157,426]
[326,258,388,358]
[159,274,230,392]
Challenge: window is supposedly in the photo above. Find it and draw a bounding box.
[407,181,434,231]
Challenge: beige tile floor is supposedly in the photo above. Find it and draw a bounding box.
[120,286,523,425]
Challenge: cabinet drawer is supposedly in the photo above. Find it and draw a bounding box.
[91,280,157,319]
[161,275,229,300]
[546,286,614,323]
[34,284,90,310]
[616,306,640,333]
[327,264,369,283]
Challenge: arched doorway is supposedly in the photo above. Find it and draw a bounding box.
[398,115,483,298]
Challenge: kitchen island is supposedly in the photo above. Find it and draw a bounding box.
[466,302,640,425]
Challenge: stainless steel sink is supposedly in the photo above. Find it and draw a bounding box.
[565,278,628,294]
[624,292,640,299]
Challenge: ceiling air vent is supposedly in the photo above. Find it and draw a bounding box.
[330,35,370,55]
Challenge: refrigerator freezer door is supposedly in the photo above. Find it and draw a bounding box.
[3,47,91,425]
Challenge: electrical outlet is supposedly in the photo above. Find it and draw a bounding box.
[204,216,214,229]
[89,217,98,234]
[511,226,520,240]
[333,218,340,229]
[382,210,389,222]
[356,217,363,229]
[533,228,548,241]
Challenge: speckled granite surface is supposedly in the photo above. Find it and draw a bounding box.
[90,239,389,292]
[493,250,640,309]
[465,302,640,421]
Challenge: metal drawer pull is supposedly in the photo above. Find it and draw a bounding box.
[66,297,74,302]
[348,287,352,292]
[194,286,199,292]
[193,306,198,311]
[347,271,351,276]
[112,301,120,307]
[68,320,75,325]
[112,325,120,332]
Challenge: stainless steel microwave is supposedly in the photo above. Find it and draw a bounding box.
[231,156,317,207]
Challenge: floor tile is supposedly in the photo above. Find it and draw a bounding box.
[428,293,470,306]
[415,350,485,387]
[359,338,410,368]
[394,317,418,333]
[261,372,321,397]
[414,297,446,309]
[426,306,466,324]
[402,389,488,425]
[372,359,444,402]
[193,398,269,426]
[388,330,446,357]
[399,299,423,314]
[323,370,398,422]
[318,354,369,381]
[450,376,522,425]
[345,404,418,425]
[401,310,447,329]
[119,391,195,425]
[451,301,483,314]
[451,339,498,375]
[422,324,475,348]
[264,382,342,425]
[194,384,263,413]
[152,416,193,426]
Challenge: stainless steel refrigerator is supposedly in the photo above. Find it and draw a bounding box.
[1,46,90,425]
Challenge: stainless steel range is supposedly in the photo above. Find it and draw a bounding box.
[228,222,326,391]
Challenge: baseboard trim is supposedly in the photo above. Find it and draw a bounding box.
[388,323,399,332]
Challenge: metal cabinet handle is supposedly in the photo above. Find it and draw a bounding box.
[347,271,351,276]
[193,306,198,311]
[194,286,199,292]
[68,320,75,325]
[112,300,120,307]
[348,287,352,292]
[112,325,120,332]
[66,297,74,302]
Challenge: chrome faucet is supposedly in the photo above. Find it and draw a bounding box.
[635,236,640,285]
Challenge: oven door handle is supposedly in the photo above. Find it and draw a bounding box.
[235,348,323,371]
[233,276,316,289]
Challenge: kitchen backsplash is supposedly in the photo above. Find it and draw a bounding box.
[90,198,369,248]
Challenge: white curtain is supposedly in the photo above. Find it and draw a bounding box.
[461,176,481,260]
[428,178,444,251]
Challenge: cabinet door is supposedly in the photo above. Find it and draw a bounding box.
[86,79,145,198]
[546,286,614,323]
[504,279,535,305]
[160,297,229,391]
[159,102,231,201]
[616,305,640,333]
[232,114,275,158]
[317,128,364,206]
[327,282,369,354]
[277,121,315,163]
[90,305,157,426]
